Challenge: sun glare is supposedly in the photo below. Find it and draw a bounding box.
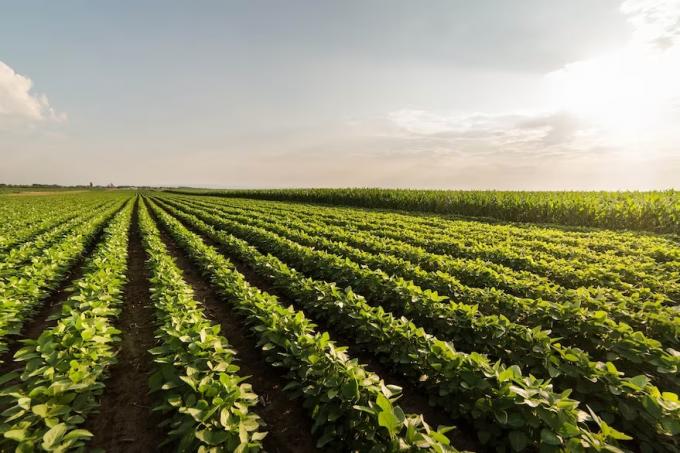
[544,0,680,146]
[546,51,673,141]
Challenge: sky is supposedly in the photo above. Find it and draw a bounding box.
[1,0,679,190]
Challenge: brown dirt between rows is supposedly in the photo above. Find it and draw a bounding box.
[152,207,319,453]
[153,198,480,452]
[85,202,165,452]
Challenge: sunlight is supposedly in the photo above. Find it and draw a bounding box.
[546,49,678,142]
[544,0,680,146]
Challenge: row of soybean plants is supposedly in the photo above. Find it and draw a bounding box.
[163,188,680,235]
[201,192,679,263]
[145,197,460,452]
[0,194,102,256]
[0,193,81,236]
[171,196,679,349]
[0,197,116,278]
[0,199,135,450]
[272,198,679,295]
[341,214,679,301]
[150,196,634,452]
[200,194,651,264]
[155,196,680,451]
[339,202,678,261]
[180,196,680,374]
[158,196,680,393]
[170,196,679,380]
[165,190,680,270]
[207,197,677,317]
[0,196,129,358]
[2,198,263,453]
[193,195,679,304]
[138,199,267,451]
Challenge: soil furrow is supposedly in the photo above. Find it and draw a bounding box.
[86,201,165,452]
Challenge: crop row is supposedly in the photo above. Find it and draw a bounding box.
[154,196,680,451]
[187,195,679,302]
[146,198,458,452]
[353,218,677,301]
[198,193,679,263]
[165,188,680,234]
[150,197,639,452]
[0,197,105,257]
[0,195,79,237]
[137,199,268,451]
[0,199,134,450]
[0,199,115,280]
[201,194,662,267]
[0,192,126,245]
[176,196,679,348]
[206,197,677,326]
[157,196,680,394]
[0,199,127,357]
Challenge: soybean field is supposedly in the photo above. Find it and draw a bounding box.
[0,190,678,453]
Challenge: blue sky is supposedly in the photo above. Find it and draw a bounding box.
[1,1,679,189]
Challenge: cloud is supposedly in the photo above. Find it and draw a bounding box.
[384,109,604,160]
[378,0,680,162]
[0,60,63,127]
[621,0,680,49]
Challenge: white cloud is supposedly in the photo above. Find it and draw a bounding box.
[377,1,680,163]
[0,60,63,127]
[384,109,605,159]
[621,0,680,49]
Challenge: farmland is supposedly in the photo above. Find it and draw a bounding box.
[0,190,678,452]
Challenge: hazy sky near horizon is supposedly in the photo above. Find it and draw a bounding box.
[1,0,679,189]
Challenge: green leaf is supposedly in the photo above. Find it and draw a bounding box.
[62,429,94,441]
[42,423,68,449]
[540,429,561,446]
[340,379,358,399]
[563,353,579,362]
[375,394,404,436]
[628,375,650,389]
[4,429,26,442]
[252,431,267,441]
[378,409,401,436]
[509,431,528,451]
[195,428,229,445]
[31,404,49,418]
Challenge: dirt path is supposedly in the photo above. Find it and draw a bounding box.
[86,202,165,452]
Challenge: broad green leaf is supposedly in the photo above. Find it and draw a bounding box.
[42,423,68,449]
